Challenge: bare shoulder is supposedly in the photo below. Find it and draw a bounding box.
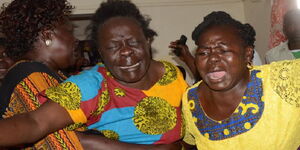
[150,60,165,74]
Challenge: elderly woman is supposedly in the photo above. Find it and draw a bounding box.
[0,0,83,149]
[0,0,187,149]
[182,11,300,150]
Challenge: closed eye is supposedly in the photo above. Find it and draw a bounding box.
[128,39,139,47]
[196,51,209,56]
[220,49,230,53]
[195,47,210,56]
[106,42,120,51]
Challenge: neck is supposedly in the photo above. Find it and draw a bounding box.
[22,52,58,73]
[205,81,247,108]
[199,70,250,120]
[288,40,300,50]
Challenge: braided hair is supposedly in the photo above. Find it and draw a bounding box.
[192,11,256,48]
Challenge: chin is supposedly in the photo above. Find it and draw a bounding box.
[204,79,230,91]
[126,71,146,82]
[207,84,227,91]
[115,75,144,87]
[114,64,148,82]
[123,77,143,83]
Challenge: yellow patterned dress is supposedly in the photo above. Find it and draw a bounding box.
[44,61,188,144]
[0,61,83,150]
[182,59,300,150]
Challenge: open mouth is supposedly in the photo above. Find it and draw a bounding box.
[119,62,141,70]
[207,71,226,81]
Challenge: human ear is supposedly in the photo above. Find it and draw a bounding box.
[245,46,254,64]
[147,37,154,45]
[40,30,54,46]
[146,38,152,49]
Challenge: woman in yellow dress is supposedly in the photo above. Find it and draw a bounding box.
[182,11,300,150]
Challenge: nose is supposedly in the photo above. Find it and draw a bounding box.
[120,44,134,57]
[207,51,221,64]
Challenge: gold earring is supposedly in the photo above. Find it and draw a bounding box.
[247,62,253,70]
[45,40,52,46]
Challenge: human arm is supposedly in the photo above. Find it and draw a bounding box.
[181,141,197,150]
[0,61,82,148]
[0,65,102,147]
[76,131,182,150]
[0,100,74,147]
[169,40,199,80]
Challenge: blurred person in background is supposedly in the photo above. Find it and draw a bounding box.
[266,9,300,63]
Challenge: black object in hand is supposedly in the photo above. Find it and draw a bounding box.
[173,35,187,56]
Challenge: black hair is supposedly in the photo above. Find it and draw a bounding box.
[87,0,157,50]
[0,0,73,60]
[192,11,256,48]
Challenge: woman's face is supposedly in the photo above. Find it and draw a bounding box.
[49,20,78,69]
[195,25,251,91]
[97,17,151,85]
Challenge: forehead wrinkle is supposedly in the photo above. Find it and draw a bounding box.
[110,26,132,40]
[199,35,223,48]
[99,18,143,41]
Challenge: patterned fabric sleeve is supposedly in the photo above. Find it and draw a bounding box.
[45,65,104,124]
[3,72,83,149]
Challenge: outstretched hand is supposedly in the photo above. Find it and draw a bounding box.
[169,40,192,61]
[169,40,199,81]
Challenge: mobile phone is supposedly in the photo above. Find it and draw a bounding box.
[173,35,187,56]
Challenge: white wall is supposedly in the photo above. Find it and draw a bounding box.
[0,0,12,5]
[243,0,272,64]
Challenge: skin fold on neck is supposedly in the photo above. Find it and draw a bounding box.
[198,69,250,121]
